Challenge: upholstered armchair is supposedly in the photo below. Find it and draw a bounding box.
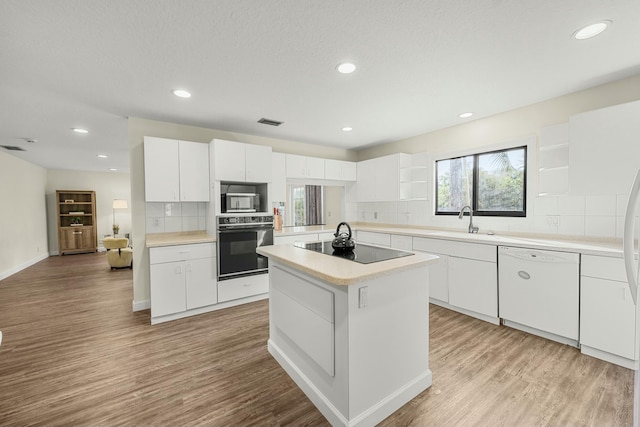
[102,237,133,269]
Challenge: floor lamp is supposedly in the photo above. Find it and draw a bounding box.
[112,199,128,236]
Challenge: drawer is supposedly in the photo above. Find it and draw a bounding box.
[274,233,319,245]
[149,243,215,264]
[581,255,627,282]
[318,232,336,241]
[413,237,496,262]
[356,231,391,247]
[391,234,413,251]
[218,274,269,302]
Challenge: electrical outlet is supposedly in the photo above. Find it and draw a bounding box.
[154,218,160,227]
[358,286,368,309]
[374,212,378,219]
[547,215,560,226]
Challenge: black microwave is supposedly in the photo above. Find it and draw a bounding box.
[221,193,260,213]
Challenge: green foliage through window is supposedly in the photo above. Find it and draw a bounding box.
[436,146,526,217]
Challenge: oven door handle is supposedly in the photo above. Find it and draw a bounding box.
[218,225,273,232]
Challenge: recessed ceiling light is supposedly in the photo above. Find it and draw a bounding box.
[109,168,118,171]
[72,128,88,134]
[459,112,473,118]
[172,89,191,98]
[342,127,353,132]
[573,20,611,40]
[97,154,108,159]
[336,62,356,74]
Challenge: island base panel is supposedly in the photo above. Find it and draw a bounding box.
[268,261,431,427]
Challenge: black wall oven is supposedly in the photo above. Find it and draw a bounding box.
[216,215,273,280]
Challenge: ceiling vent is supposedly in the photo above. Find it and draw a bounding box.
[258,117,284,127]
[1,145,26,151]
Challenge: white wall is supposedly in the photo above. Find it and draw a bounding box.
[0,151,48,280]
[46,169,131,254]
[351,74,640,239]
[324,186,345,226]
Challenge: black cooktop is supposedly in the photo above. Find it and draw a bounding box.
[294,241,414,264]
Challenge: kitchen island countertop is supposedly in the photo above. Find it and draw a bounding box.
[257,242,438,285]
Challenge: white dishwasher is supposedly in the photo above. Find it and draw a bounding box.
[498,246,580,345]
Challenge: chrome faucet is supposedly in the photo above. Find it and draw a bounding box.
[458,205,479,233]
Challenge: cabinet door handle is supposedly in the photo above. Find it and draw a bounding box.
[73,231,82,235]
[175,266,183,274]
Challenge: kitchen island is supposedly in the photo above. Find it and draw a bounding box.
[257,243,438,427]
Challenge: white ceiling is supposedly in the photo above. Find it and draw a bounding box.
[1,0,639,173]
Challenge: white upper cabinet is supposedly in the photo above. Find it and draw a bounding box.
[324,159,357,181]
[145,137,180,202]
[286,154,325,179]
[144,136,210,202]
[179,141,210,201]
[213,139,245,182]
[212,139,272,183]
[270,152,287,203]
[569,100,640,195]
[245,144,272,182]
[357,154,400,202]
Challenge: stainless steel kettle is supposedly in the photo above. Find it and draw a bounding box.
[332,222,356,252]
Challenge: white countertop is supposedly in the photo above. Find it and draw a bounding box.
[257,244,439,286]
[275,223,626,258]
[146,231,216,248]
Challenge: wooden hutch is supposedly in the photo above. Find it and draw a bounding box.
[56,190,97,255]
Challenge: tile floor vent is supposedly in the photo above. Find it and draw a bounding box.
[1,145,26,151]
[258,118,284,126]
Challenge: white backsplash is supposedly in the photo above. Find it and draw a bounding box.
[146,202,208,233]
[347,193,635,240]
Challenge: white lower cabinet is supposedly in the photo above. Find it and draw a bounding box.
[413,236,497,322]
[580,255,638,368]
[449,257,497,318]
[218,274,269,303]
[275,233,322,245]
[185,257,218,310]
[427,253,449,303]
[150,261,188,317]
[149,243,217,322]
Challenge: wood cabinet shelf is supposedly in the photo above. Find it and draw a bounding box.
[56,190,97,255]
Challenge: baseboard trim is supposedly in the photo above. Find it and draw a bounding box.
[150,293,269,324]
[581,345,639,370]
[268,339,432,427]
[502,319,578,347]
[268,340,349,427]
[0,253,50,281]
[429,298,500,325]
[132,299,150,312]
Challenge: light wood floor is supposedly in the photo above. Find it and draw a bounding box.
[0,253,633,426]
